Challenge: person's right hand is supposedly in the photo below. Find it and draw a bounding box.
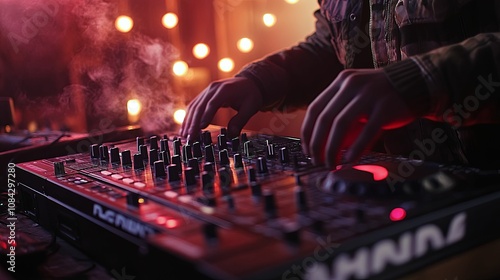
[180,76,263,139]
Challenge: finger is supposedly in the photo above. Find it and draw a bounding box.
[324,95,367,168]
[226,101,259,138]
[301,70,354,155]
[344,106,384,163]
[199,85,232,129]
[308,87,357,166]
[180,96,202,137]
[186,88,217,138]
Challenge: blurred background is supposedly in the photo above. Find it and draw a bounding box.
[0,0,318,138]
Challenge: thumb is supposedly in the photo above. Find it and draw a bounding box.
[227,105,258,138]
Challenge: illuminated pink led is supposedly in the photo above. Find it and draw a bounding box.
[353,164,389,181]
[390,208,407,221]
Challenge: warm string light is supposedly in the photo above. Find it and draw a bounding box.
[237,38,254,53]
[218,58,235,73]
[173,109,186,124]
[263,13,277,27]
[115,15,134,33]
[193,43,210,59]
[162,13,178,29]
[284,0,300,4]
[172,60,189,76]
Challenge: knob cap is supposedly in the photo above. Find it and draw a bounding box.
[233,153,243,169]
[243,141,254,158]
[99,145,109,161]
[54,162,65,176]
[218,167,232,194]
[184,167,197,186]
[110,147,120,164]
[202,171,214,194]
[154,160,166,178]
[202,131,212,146]
[139,145,148,161]
[247,166,257,183]
[240,133,248,143]
[231,137,240,154]
[263,190,277,219]
[188,158,200,175]
[150,136,158,150]
[257,157,268,174]
[267,144,275,158]
[280,147,290,164]
[149,149,159,165]
[90,144,100,159]
[182,144,192,163]
[192,142,203,158]
[219,149,230,166]
[159,151,170,165]
[167,164,180,182]
[121,150,132,166]
[160,139,168,152]
[205,145,215,163]
[250,182,262,196]
[173,139,181,156]
[136,137,144,151]
[171,155,182,173]
[218,134,227,150]
[133,153,144,170]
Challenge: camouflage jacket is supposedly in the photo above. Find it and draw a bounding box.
[237,0,500,167]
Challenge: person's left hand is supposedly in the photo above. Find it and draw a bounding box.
[301,68,421,168]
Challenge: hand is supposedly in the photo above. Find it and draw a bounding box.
[301,68,419,168]
[180,77,263,139]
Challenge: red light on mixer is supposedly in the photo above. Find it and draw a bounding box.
[389,208,407,221]
[165,219,179,229]
[156,216,167,225]
[352,165,388,181]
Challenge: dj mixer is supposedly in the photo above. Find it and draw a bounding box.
[14,125,500,280]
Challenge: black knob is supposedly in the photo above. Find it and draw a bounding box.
[251,182,262,196]
[225,195,235,210]
[110,147,120,164]
[171,155,182,173]
[220,127,227,136]
[159,151,171,165]
[150,136,158,150]
[241,133,248,143]
[202,130,212,146]
[267,144,275,158]
[203,162,214,174]
[90,144,100,159]
[154,160,166,178]
[247,166,257,183]
[126,192,140,209]
[280,147,290,164]
[233,153,243,169]
[205,145,215,163]
[149,149,159,165]
[133,153,144,170]
[243,141,254,158]
[167,164,180,182]
[139,145,148,161]
[122,150,132,166]
[263,190,277,219]
[283,223,301,245]
[218,134,227,150]
[136,137,144,152]
[184,167,197,186]
[188,158,200,174]
[219,149,230,166]
[182,144,192,163]
[202,171,214,194]
[99,145,109,161]
[160,139,168,152]
[173,139,181,156]
[231,137,240,154]
[295,186,308,212]
[218,167,232,194]
[257,157,268,174]
[192,142,203,158]
[54,162,65,176]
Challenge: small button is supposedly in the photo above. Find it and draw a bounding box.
[349,13,357,21]
[101,171,112,176]
[134,182,146,188]
[122,178,134,184]
[111,174,123,179]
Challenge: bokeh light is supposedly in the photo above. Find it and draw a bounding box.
[192,43,210,59]
[237,38,254,53]
[218,58,235,72]
[162,13,178,29]
[115,15,134,33]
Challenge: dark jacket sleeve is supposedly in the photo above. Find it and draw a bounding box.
[235,9,344,112]
[384,32,500,126]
